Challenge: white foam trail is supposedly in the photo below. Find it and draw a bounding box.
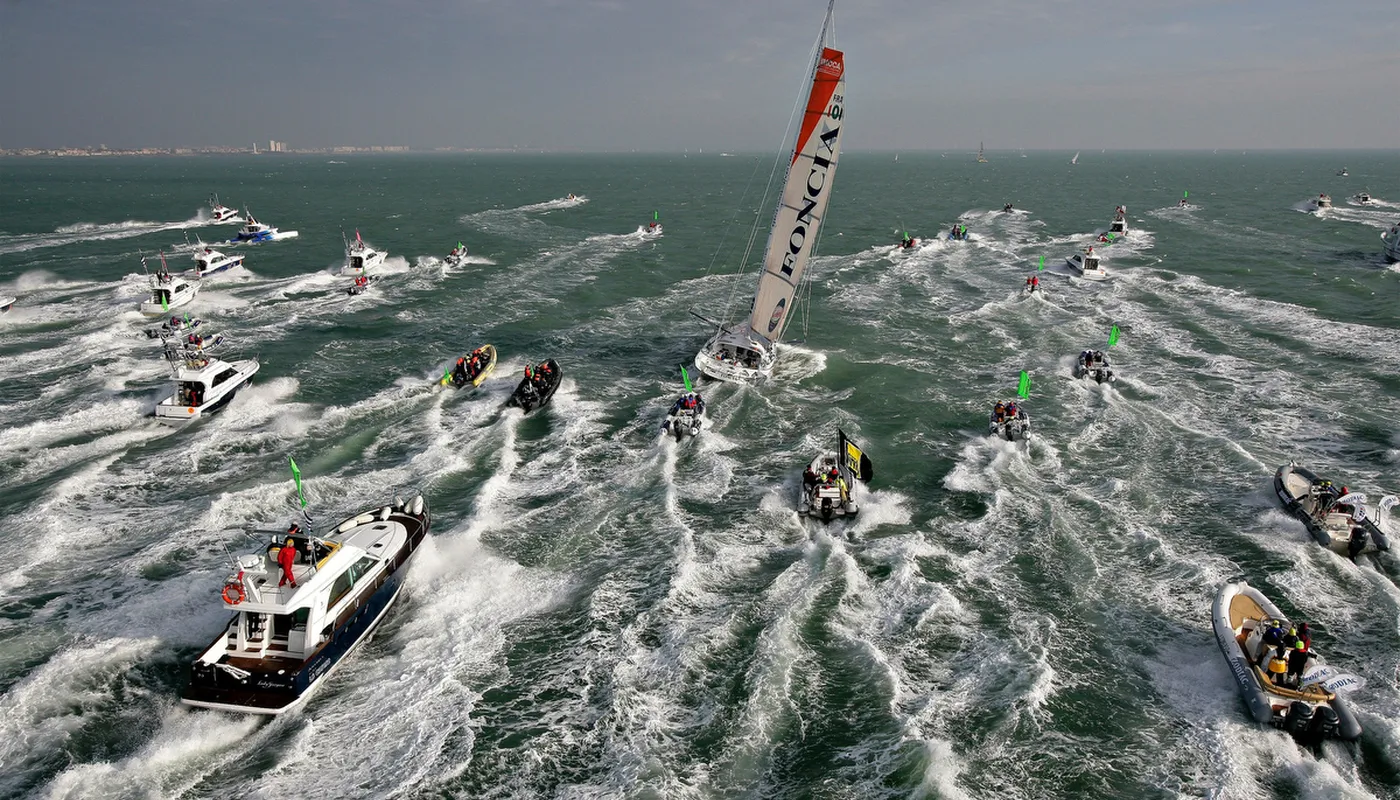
[0,216,209,256]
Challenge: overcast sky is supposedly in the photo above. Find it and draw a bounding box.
[2,0,1396,151]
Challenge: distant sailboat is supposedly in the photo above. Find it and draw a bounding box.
[1071,151,1079,165]
[692,0,846,383]
[977,141,988,163]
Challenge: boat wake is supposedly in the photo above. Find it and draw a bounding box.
[0,215,210,256]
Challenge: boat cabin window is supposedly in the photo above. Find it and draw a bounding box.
[351,256,364,269]
[212,368,239,387]
[327,556,379,608]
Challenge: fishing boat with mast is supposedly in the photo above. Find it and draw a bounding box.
[342,230,386,276]
[139,252,199,316]
[208,194,241,224]
[692,0,846,383]
[181,484,431,714]
[152,340,259,423]
[229,210,298,244]
[192,245,245,278]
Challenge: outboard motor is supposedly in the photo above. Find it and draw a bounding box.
[1284,701,1314,736]
[820,496,834,522]
[1308,705,1340,741]
[1349,526,1369,561]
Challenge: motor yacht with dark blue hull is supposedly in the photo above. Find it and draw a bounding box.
[181,492,430,714]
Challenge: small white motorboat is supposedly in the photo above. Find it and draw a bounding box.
[208,194,241,224]
[644,221,664,237]
[1074,349,1115,384]
[1065,247,1111,281]
[1382,223,1400,263]
[192,246,245,278]
[342,231,386,276]
[181,492,431,714]
[444,242,470,269]
[0,295,14,313]
[1212,581,1362,743]
[152,346,259,423]
[988,401,1031,442]
[229,212,298,243]
[1311,193,1332,210]
[139,254,199,316]
[1354,191,1372,204]
[1109,205,1128,236]
[798,429,874,523]
[1336,167,1349,177]
[660,391,706,441]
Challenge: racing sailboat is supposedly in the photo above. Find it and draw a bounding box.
[977,141,988,163]
[692,0,846,383]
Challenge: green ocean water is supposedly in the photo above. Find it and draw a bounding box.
[0,151,1398,799]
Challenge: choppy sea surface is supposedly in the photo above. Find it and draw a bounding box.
[1,151,1398,800]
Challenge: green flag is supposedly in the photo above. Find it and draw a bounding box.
[161,294,169,311]
[1108,325,1120,347]
[681,365,693,392]
[1183,190,1188,199]
[1038,255,1045,271]
[654,211,659,221]
[1017,370,1031,399]
[289,456,306,508]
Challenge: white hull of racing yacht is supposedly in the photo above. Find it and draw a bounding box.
[1212,581,1362,742]
[695,326,775,383]
[181,493,431,714]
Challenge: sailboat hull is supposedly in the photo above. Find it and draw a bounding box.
[694,327,774,383]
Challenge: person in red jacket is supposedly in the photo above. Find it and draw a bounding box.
[278,529,299,589]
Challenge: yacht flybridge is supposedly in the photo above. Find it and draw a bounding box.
[693,0,846,383]
[181,492,431,715]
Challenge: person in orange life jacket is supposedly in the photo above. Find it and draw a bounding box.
[453,357,468,384]
[994,401,1006,422]
[278,526,300,588]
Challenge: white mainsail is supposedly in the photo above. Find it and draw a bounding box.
[1071,151,1080,165]
[694,2,845,383]
[746,47,845,347]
